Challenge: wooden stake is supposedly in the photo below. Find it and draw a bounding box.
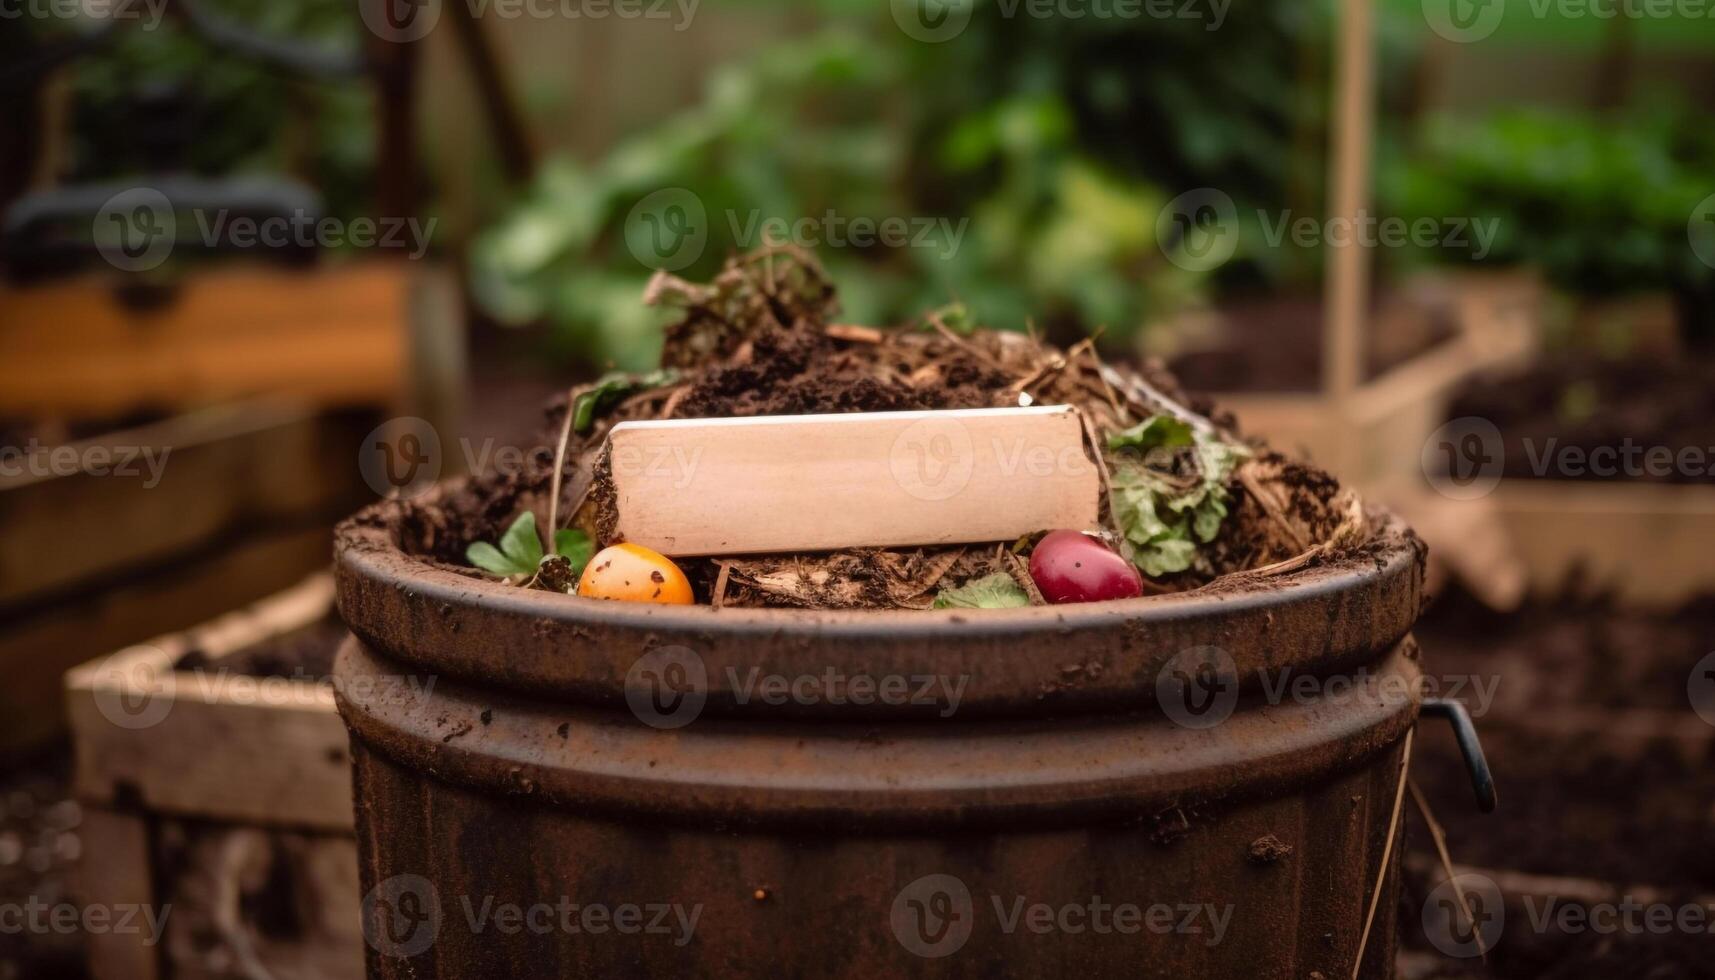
[1324,0,1376,411]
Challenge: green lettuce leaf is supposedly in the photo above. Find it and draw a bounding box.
[933,572,1031,609]
[1104,415,1249,577]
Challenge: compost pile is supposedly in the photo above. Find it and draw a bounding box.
[400,246,1369,609]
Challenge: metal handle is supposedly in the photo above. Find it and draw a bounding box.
[1420,698,1497,813]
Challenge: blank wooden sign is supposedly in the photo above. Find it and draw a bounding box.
[608,406,1100,556]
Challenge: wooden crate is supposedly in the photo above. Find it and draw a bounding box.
[1487,479,1715,607]
[0,261,462,423]
[0,400,375,751]
[1217,270,1544,488]
[65,574,359,980]
[1206,272,1548,610]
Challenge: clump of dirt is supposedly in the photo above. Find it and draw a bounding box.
[177,615,347,680]
[390,245,1371,608]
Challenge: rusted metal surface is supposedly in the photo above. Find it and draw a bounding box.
[335,484,1426,719]
[334,490,1427,978]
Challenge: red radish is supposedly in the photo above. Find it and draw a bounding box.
[1028,530,1144,604]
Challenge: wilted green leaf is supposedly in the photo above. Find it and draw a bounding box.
[571,369,678,434]
[933,573,1031,609]
[1105,415,1248,578]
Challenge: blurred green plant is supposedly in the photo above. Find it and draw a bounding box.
[1381,105,1715,297]
[471,0,1406,370]
[472,27,1218,370]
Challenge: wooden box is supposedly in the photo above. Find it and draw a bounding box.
[0,400,376,751]
[65,574,359,980]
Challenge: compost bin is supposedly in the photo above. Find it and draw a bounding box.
[334,492,1437,979]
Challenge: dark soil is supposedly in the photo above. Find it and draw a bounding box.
[0,750,88,980]
[1418,587,1715,713]
[1443,354,1715,484]
[380,247,1366,609]
[1400,587,1715,977]
[176,615,347,680]
[1165,291,1457,395]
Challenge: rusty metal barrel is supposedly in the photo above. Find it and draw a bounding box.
[333,491,1429,979]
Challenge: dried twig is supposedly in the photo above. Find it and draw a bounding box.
[1237,464,1311,553]
[825,324,884,343]
[1004,551,1047,605]
[1408,779,1487,961]
[1096,363,1213,436]
[1076,409,1114,506]
[1353,728,1414,980]
[658,384,691,420]
[929,319,1007,373]
[711,561,732,609]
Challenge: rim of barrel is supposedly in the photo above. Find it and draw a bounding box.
[335,637,1422,831]
[332,483,1425,714]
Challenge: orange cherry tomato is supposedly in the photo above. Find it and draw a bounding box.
[577,543,694,604]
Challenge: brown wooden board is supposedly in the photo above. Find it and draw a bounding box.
[3,525,334,752]
[76,808,159,980]
[66,574,352,831]
[0,400,374,609]
[0,263,410,418]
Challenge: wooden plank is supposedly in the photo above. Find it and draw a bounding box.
[0,401,373,608]
[1322,0,1376,406]
[1491,479,1715,607]
[78,807,161,980]
[609,407,1100,556]
[0,262,409,417]
[0,525,332,752]
[65,574,353,831]
[68,676,350,831]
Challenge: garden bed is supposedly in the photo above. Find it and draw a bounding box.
[1399,588,1715,977]
[64,574,358,980]
[1166,271,1541,489]
[1436,353,1715,605]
